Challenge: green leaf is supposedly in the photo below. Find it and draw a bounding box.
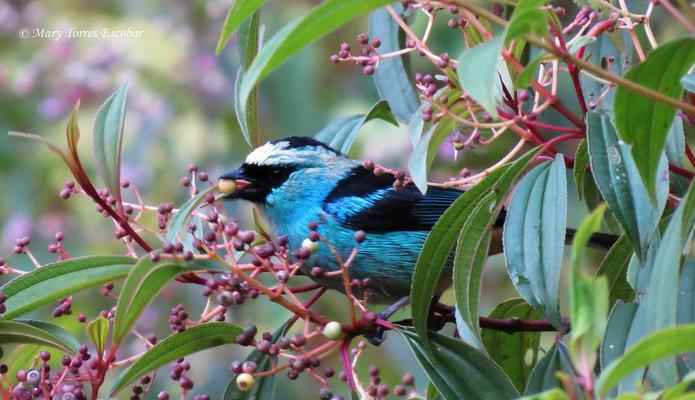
[109,322,243,395]
[112,256,200,344]
[569,204,609,371]
[614,37,695,200]
[411,148,540,349]
[504,155,567,329]
[515,55,542,89]
[1,255,134,319]
[314,100,398,154]
[677,261,695,326]
[234,69,253,146]
[521,388,571,400]
[426,382,444,400]
[235,10,263,147]
[224,320,290,400]
[86,316,109,355]
[601,301,639,370]
[626,233,659,295]
[399,327,519,400]
[573,139,589,201]
[215,0,268,55]
[505,5,548,43]
[524,342,580,396]
[642,183,695,383]
[457,37,504,117]
[666,118,689,196]
[93,80,129,205]
[4,344,41,379]
[453,192,495,348]
[408,88,466,193]
[587,110,667,260]
[596,324,695,396]
[481,298,542,392]
[166,186,216,248]
[0,320,79,354]
[595,235,634,307]
[238,0,394,120]
[408,122,435,194]
[369,5,418,123]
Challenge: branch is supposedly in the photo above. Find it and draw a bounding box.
[479,316,569,334]
[447,0,695,115]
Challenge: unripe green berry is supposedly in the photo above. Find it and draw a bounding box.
[236,373,255,392]
[322,321,342,340]
[218,179,237,194]
[302,238,319,254]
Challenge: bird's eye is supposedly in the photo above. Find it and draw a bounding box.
[271,169,288,184]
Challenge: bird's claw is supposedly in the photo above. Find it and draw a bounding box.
[365,327,387,346]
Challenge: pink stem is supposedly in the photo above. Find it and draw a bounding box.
[340,339,357,391]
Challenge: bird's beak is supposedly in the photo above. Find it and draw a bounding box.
[218,167,255,200]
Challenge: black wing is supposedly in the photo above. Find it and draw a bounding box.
[323,166,472,233]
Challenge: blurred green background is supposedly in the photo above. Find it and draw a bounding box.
[0,0,676,398]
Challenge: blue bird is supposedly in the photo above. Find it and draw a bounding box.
[220,136,616,309]
[220,136,504,306]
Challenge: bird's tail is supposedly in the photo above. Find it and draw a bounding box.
[565,228,619,249]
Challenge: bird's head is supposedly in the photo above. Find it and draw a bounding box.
[220,136,356,208]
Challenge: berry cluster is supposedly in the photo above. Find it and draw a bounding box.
[329,33,383,76]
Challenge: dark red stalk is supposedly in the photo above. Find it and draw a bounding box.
[551,25,589,116]
[669,163,695,179]
[685,143,695,169]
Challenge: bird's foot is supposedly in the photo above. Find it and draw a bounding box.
[364,296,410,346]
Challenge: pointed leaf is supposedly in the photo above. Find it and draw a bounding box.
[408,123,436,194]
[166,186,217,246]
[0,320,79,354]
[112,256,202,343]
[93,81,129,205]
[573,139,589,201]
[215,0,268,55]
[399,327,519,400]
[596,324,695,396]
[86,316,109,355]
[614,37,695,200]
[453,191,495,348]
[504,155,567,329]
[525,342,580,396]
[314,100,398,154]
[235,10,262,147]
[4,345,41,379]
[238,0,394,119]
[407,88,465,193]
[642,183,695,383]
[665,118,689,196]
[587,110,667,259]
[456,37,504,117]
[369,5,418,122]
[481,298,542,392]
[601,301,639,370]
[1,256,134,319]
[569,205,609,371]
[109,323,243,395]
[595,235,634,307]
[66,101,81,159]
